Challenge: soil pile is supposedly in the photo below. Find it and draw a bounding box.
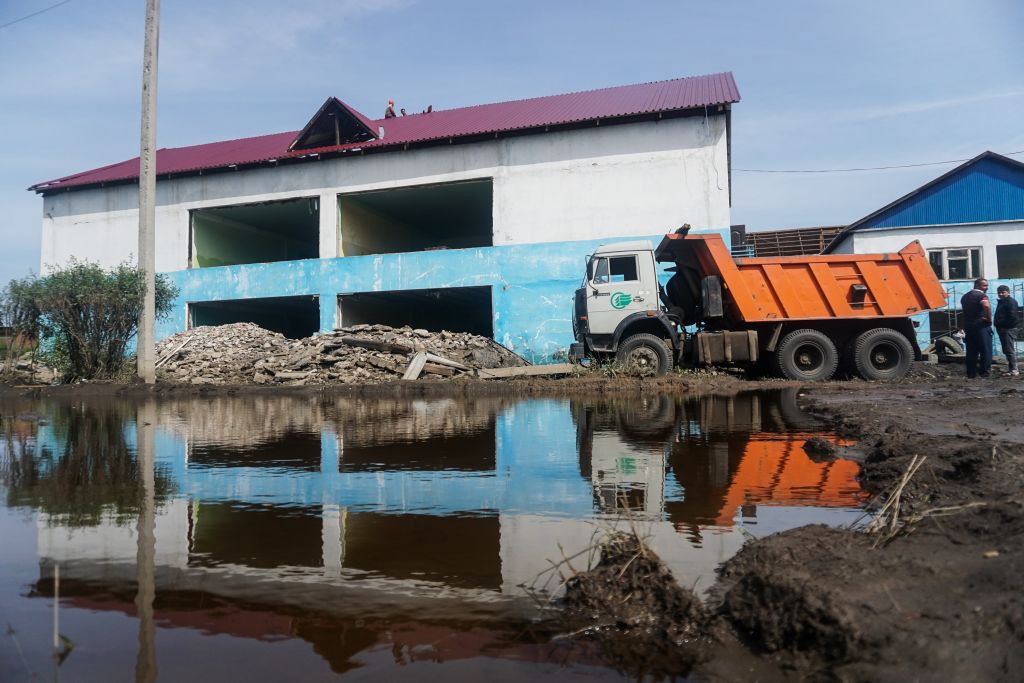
[560,532,708,678]
[155,323,526,385]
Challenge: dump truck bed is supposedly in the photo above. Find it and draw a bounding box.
[655,232,947,323]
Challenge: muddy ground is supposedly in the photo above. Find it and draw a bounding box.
[2,361,1022,681]
[684,373,1024,682]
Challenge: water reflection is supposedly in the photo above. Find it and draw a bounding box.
[0,390,863,681]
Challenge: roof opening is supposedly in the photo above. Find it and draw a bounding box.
[289,97,378,151]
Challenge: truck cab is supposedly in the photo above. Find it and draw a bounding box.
[572,241,681,374]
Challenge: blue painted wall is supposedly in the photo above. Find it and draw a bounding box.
[861,156,1024,229]
[912,277,1024,360]
[159,230,730,363]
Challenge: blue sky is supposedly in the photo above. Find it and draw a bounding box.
[1,0,1022,286]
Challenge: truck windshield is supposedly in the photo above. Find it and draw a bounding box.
[591,255,638,284]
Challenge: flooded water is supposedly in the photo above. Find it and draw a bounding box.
[0,390,864,681]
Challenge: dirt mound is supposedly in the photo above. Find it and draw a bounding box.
[154,323,526,385]
[559,532,708,677]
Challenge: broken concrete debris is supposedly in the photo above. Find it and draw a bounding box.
[154,323,527,385]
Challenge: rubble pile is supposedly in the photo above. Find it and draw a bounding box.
[155,323,527,385]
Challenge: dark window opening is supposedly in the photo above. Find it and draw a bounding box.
[189,502,323,569]
[338,421,497,472]
[190,197,319,268]
[342,512,501,589]
[189,296,319,339]
[929,310,964,338]
[338,286,492,337]
[339,180,492,256]
[997,244,1024,278]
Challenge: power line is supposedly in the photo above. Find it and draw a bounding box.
[0,0,73,31]
[735,149,1024,174]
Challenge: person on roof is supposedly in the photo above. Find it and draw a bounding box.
[384,99,397,119]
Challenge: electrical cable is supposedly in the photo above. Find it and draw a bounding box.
[735,150,1024,174]
[0,0,73,31]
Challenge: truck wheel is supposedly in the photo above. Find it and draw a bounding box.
[775,329,838,381]
[853,328,914,380]
[616,333,671,376]
[933,335,964,359]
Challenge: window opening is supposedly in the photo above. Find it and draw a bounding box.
[339,180,492,256]
[928,247,983,280]
[996,244,1024,278]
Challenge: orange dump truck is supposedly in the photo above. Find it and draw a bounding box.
[570,226,947,380]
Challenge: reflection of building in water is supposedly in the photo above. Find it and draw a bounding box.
[11,392,866,672]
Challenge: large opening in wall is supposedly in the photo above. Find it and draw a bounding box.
[337,286,492,337]
[997,244,1024,278]
[190,197,319,268]
[339,179,492,256]
[189,295,319,339]
[929,310,964,339]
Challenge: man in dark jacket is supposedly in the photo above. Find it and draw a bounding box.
[995,285,1020,377]
[961,278,993,378]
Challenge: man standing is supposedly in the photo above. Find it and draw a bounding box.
[961,278,993,378]
[994,284,1020,377]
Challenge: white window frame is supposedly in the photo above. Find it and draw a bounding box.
[928,247,983,281]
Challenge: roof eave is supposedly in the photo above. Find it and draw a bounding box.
[32,105,734,195]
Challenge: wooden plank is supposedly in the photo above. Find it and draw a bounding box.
[476,363,577,379]
[401,352,427,380]
[422,362,455,377]
[338,336,413,355]
[155,336,192,368]
[423,353,469,370]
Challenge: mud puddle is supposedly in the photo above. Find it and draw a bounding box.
[0,389,861,681]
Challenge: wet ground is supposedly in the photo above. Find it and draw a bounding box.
[0,389,862,682]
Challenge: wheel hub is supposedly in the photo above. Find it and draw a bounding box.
[626,347,660,375]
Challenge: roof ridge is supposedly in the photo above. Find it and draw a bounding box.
[376,71,735,122]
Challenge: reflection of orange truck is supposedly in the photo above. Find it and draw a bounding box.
[571,226,947,379]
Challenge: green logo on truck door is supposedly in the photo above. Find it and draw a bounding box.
[611,292,632,309]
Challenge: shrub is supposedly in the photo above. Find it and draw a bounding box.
[3,261,178,381]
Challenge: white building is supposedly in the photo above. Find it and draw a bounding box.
[31,73,740,360]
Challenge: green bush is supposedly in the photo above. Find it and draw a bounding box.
[3,261,178,381]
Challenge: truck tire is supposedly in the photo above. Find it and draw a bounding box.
[933,335,964,359]
[616,333,671,376]
[853,328,914,380]
[774,329,838,381]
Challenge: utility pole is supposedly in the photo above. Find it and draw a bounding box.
[137,0,160,384]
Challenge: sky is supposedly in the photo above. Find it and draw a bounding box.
[0,0,1022,286]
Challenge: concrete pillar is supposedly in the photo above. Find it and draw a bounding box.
[318,191,339,259]
[319,293,338,333]
[322,504,344,577]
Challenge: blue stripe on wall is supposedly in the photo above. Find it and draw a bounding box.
[159,230,730,363]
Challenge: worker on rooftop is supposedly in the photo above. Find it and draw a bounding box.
[384,99,397,119]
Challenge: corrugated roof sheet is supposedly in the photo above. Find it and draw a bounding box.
[30,72,739,192]
[823,151,1024,252]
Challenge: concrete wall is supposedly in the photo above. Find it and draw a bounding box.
[158,231,729,362]
[833,220,1024,279]
[40,115,729,273]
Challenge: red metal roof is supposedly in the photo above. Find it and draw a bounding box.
[30,72,739,193]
